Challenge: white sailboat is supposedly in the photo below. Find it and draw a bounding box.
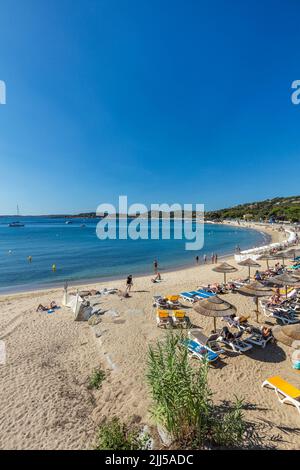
[9,205,25,227]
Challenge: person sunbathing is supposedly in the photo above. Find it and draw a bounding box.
[267,293,281,307]
[36,301,57,312]
[261,325,273,339]
[221,326,235,341]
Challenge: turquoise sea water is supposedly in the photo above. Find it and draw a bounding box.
[0,217,269,293]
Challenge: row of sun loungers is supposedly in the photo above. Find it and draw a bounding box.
[260,300,300,325]
[179,289,215,303]
[156,309,190,328]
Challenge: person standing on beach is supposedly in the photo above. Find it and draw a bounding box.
[153,259,158,274]
[203,254,207,264]
[211,253,215,264]
[215,253,218,264]
[196,255,199,265]
[125,275,133,293]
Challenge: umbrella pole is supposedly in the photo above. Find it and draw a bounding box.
[224,273,226,284]
[266,260,269,270]
[256,297,259,323]
[213,317,216,333]
[248,266,251,281]
[285,285,288,299]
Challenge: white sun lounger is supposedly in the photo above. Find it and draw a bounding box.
[217,334,253,353]
[262,376,300,414]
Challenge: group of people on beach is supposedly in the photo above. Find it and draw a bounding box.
[197,253,218,264]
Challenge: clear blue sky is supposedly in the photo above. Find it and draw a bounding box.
[0,0,300,215]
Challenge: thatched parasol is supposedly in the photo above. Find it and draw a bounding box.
[212,262,238,283]
[256,253,277,269]
[284,248,300,261]
[238,281,274,322]
[273,324,300,347]
[238,258,261,281]
[273,251,293,267]
[270,272,300,298]
[193,295,237,332]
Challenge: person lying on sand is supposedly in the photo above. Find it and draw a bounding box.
[36,301,57,312]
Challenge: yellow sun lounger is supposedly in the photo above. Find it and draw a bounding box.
[165,295,180,302]
[262,376,300,414]
[156,309,172,328]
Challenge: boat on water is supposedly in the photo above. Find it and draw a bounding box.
[8,205,25,227]
[65,220,72,224]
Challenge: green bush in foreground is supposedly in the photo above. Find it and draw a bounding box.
[88,368,105,390]
[147,332,247,449]
[95,418,148,450]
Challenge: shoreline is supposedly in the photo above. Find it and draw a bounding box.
[0,222,273,298]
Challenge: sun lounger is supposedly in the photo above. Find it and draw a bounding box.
[181,338,219,363]
[262,376,300,414]
[180,292,198,303]
[180,290,215,303]
[245,327,273,348]
[217,330,253,353]
[156,309,172,328]
[262,305,300,325]
[171,310,189,328]
[223,315,250,332]
[153,295,181,309]
[189,329,225,354]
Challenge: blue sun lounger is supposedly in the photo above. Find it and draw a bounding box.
[180,290,215,303]
[181,338,218,362]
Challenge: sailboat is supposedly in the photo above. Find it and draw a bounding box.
[9,205,25,227]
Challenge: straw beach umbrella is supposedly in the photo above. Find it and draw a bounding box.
[273,251,292,267]
[273,324,300,347]
[270,272,300,298]
[256,253,276,269]
[212,262,238,283]
[238,258,261,281]
[193,295,237,332]
[238,281,274,322]
[284,248,300,261]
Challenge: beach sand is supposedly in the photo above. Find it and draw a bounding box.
[0,223,299,450]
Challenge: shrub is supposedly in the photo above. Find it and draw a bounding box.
[147,332,247,449]
[88,368,105,390]
[95,418,149,450]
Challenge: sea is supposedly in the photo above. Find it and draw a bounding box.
[0,217,269,293]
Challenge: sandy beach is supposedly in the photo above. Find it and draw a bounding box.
[1,223,299,450]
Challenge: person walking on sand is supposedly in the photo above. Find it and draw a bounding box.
[215,253,218,264]
[196,255,199,265]
[211,253,215,264]
[125,275,133,294]
[203,254,207,264]
[152,272,161,283]
[153,259,158,274]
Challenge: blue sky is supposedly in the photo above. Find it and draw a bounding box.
[0,0,300,215]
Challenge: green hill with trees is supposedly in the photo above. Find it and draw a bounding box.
[205,196,300,223]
